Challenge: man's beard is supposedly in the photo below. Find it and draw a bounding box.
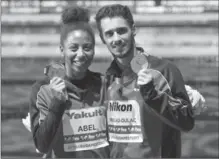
[113,40,135,59]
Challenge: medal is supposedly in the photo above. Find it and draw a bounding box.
[131,53,148,74]
[44,62,65,79]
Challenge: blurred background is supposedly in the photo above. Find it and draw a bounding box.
[1,0,218,158]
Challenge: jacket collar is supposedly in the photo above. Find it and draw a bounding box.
[106,47,145,77]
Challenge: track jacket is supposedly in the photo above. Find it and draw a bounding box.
[29,63,110,158]
[105,47,195,158]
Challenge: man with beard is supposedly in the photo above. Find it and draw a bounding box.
[95,4,202,158]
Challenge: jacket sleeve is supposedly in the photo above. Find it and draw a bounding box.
[29,82,67,153]
[140,63,195,132]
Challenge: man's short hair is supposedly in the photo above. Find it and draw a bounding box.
[95,4,134,34]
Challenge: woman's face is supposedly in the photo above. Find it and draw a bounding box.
[61,29,94,79]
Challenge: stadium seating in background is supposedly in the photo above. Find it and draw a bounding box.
[1,0,218,14]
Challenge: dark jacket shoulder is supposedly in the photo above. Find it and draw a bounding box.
[31,77,50,95]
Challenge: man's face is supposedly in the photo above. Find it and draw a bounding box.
[99,17,135,58]
[62,30,94,78]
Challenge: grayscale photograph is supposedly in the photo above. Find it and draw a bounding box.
[1,0,218,158]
